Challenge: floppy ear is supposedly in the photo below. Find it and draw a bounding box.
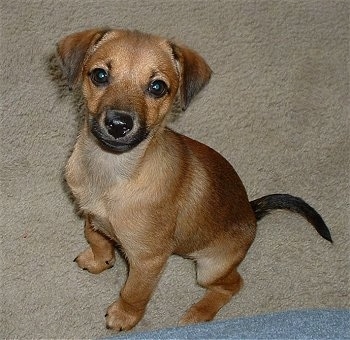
[171,43,212,110]
[57,28,110,89]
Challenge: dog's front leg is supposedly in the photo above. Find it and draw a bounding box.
[105,254,169,331]
[74,215,116,274]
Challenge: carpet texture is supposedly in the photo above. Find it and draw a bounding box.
[111,309,350,339]
[1,1,349,338]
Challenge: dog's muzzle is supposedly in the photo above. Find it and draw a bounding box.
[90,109,148,153]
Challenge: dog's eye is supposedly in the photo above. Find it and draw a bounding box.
[148,80,168,98]
[90,68,109,86]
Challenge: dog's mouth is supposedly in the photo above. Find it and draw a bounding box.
[89,112,149,153]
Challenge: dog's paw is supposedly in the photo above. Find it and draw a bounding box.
[179,305,215,326]
[73,247,115,274]
[105,300,144,331]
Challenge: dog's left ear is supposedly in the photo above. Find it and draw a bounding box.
[171,43,212,110]
[57,28,110,89]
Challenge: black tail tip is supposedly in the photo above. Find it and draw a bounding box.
[321,231,333,243]
[250,194,333,243]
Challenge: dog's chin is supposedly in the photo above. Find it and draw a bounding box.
[90,118,148,153]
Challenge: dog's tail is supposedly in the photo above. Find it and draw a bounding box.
[250,194,332,243]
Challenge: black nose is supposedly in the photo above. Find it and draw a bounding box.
[104,110,134,139]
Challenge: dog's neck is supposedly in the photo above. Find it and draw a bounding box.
[78,123,150,181]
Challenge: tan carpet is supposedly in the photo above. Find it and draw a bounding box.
[1,0,349,338]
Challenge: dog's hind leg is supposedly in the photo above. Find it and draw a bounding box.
[74,215,116,274]
[179,246,246,325]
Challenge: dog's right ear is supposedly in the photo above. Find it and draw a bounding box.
[57,29,110,89]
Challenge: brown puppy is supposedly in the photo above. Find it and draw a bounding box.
[57,28,332,331]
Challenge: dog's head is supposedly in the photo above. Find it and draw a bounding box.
[57,29,212,153]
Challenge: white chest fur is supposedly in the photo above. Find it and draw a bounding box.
[65,130,147,235]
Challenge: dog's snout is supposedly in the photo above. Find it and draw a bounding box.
[105,110,134,139]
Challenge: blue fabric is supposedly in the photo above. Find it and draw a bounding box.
[108,309,349,339]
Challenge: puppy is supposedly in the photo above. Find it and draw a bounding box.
[57,28,332,331]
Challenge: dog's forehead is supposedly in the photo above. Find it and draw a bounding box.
[86,30,175,72]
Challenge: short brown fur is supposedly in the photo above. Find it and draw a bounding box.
[57,29,327,331]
